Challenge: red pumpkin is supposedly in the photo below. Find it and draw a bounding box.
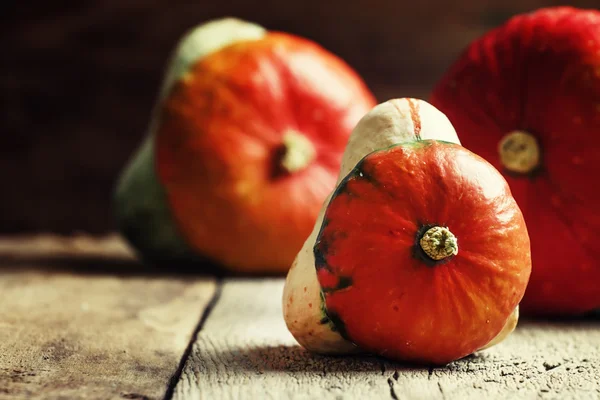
[430,7,600,315]
[315,140,531,365]
[155,28,376,273]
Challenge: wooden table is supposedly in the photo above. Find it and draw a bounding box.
[0,235,598,400]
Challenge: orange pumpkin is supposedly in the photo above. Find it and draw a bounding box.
[283,99,531,365]
[114,18,376,273]
[315,140,531,364]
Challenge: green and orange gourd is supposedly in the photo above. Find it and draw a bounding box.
[114,18,376,273]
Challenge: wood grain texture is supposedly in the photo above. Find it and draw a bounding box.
[0,262,217,399]
[175,279,600,400]
[0,233,135,261]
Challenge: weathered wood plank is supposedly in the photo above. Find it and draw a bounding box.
[175,279,600,400]
[0,233,135,261]
[0,253,217,399]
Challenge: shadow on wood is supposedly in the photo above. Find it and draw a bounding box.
[0,235,287,278]
[203,343,417,373]
[0,255,225,279]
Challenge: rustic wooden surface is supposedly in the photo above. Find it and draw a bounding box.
[1,236,599,399]
[0,236,217,400]
[175,279,600,400]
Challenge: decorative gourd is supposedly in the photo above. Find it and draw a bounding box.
[430,6,600,315]
[283,99,531,365]
[114,18,376,273]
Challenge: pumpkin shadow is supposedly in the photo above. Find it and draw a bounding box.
[0,253,230,278]
[0,251,287,279]
[209,344,423,374]
[208,316,600,376]
[0,234,289,278]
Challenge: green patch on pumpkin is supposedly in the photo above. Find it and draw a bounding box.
[113,135,196,265]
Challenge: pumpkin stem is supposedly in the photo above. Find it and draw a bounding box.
[280,130,316,173]
[498,131,540,174]
[419,226,458,261]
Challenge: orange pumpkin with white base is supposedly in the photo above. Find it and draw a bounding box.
[283,99,531,365]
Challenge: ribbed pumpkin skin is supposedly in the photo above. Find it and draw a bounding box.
[431,7,600,315]
[155,32,376,273]
[315,140,531,365]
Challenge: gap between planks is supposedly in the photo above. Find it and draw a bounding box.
[164,280,224,400]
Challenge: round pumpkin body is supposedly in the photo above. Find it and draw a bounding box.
[315,140,531,365]
[430,7,600,315]
[155,31,376,272]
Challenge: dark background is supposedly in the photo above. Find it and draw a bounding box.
[2,0,598,234]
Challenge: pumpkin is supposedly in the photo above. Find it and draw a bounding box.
[114,18,376,273]
[430,6,600,315]
[283,98,531,365]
